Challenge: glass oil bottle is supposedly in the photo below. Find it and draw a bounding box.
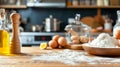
[0,9,10,54]
[113,10,120,39]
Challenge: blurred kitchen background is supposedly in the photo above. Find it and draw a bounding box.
[0,0,120,45]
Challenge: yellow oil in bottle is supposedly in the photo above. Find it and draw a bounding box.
[0,30,10,54]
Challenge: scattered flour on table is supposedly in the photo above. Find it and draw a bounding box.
[90,33,119,48]
[32,49,120,65]
[32,33,120,65]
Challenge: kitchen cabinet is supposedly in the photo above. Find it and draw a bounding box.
[66,0,120,16]
[0,5,27,9]
[66,0,120,31]
[26,0,66,8]
[66,0,120,15]
[0,0,27,9]
[67,6,120,16]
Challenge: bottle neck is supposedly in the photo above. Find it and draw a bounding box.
[117,10,120,22]
[0,14,6,30]
[118,15,120,22]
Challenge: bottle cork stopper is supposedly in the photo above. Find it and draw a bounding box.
[10,13,21,54]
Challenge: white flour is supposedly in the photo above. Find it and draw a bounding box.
[32,49,120,65]
[32,33,120,65]
[90,33,119,48]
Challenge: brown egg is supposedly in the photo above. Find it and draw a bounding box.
[72,39,80,44]
[70,35,79,41]
[58,37,67,47]
[52,35,61,41]
[48,40,58,48]
[79,36,89,43]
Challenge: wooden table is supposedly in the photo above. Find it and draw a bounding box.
[0,46,120,67]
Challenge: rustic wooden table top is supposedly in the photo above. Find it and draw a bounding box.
[0,46,120,67]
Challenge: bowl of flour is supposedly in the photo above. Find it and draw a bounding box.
[83,33,120,56]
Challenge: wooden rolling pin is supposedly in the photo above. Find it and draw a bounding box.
[10,13,21,54]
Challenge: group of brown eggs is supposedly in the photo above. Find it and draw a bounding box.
[40,35,69,49]
[40,34,93,49]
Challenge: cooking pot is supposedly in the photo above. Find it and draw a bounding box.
[43,15,61,32]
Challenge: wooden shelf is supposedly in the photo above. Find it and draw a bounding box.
[67,5,120,27]
[0,5,27,9]
[67,5,120,9]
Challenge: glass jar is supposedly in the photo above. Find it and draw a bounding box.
[97,0,104,6]
[65,14,91,44]
[113,10,120,39]
[72,0,79,6]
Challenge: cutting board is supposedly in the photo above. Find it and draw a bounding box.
[65,43,83,50]
[70,44,83,50]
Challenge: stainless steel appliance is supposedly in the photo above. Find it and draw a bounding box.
[43,15,61,32]
[27,0,66,7]
[10,32,65,46]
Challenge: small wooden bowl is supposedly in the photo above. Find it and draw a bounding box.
[83,43,120,56]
